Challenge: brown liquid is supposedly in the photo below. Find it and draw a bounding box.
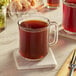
[47,0,60,7]
[19,20,48,59]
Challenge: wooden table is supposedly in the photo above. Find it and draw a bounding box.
[0,1,76,76]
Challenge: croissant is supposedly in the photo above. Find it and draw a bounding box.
[29,0,43,8]
[8,0,31,11]
[13,0,22,11]
[21,0,31,11]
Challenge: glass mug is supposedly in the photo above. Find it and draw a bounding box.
[63,0,76,34]
[18,16,58,61]
[47,0,60,8]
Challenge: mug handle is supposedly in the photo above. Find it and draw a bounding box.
[49,21,58,46]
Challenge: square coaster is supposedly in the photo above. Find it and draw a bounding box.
[13,48,57,70]
[59,27,76,40]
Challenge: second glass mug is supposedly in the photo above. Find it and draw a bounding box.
[63,0,76,34]
[46,0,60,8]
[18,16,58,61]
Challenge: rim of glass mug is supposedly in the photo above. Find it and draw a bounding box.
[63,0,76,8]
[18,16,50,32]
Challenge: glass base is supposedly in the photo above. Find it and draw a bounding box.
[59,27,76,40]
[64,30,76,34]
[47,5,59,10]
[13,48,57,70]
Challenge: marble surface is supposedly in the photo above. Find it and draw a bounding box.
[14,48,57,70]
[0,1,76,76]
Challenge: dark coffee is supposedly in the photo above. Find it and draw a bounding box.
[19,20,49,59]
[47,0,60,7]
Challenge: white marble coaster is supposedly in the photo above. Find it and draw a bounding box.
[59,27,76,40]
[13,48,57,70]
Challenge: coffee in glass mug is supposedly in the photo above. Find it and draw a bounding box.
[18,16,58,61]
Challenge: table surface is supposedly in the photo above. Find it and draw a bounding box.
[0,1,76,76]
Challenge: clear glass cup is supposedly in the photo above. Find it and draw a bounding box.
[63,0,76,34]
[17,15,58,61]
[46,0,60,9]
